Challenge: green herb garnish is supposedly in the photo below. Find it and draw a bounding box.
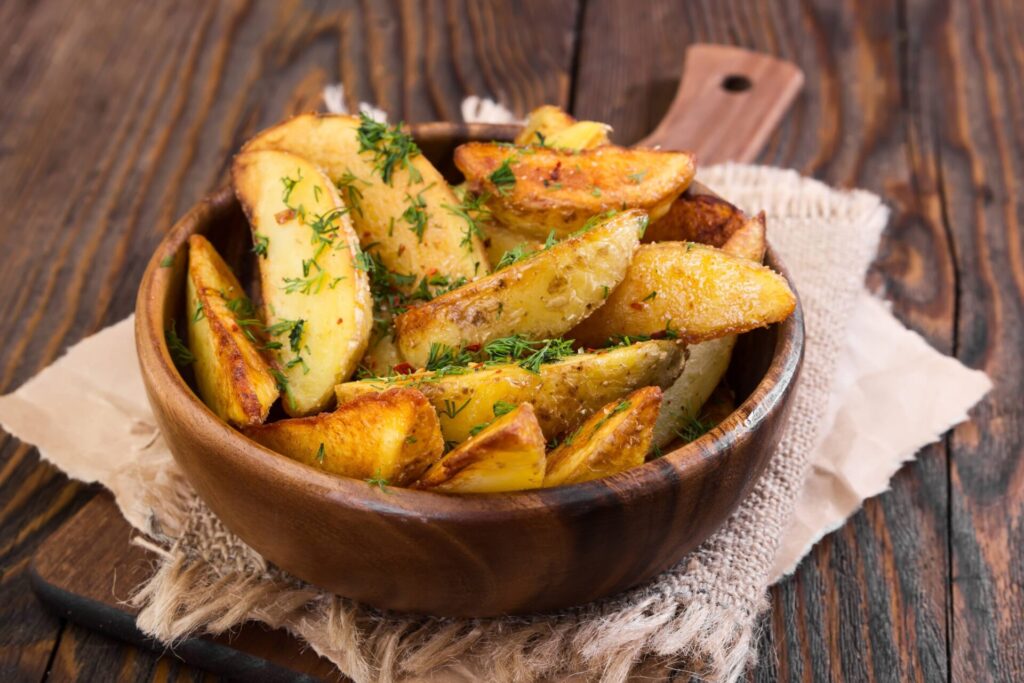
[165,321,194,368]
[489,157,516,195]
[356,113,422,185]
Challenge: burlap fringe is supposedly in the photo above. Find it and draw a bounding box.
[129,532,762,682]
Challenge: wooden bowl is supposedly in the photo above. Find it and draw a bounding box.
[135,122,804,617]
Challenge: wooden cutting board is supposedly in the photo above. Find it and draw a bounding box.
[28,44,802,682]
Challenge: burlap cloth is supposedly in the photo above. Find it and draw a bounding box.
[0,164,992,682]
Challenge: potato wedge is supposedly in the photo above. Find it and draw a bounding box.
[482,222,544,267]
[414,403,546,493]
[393,210,645,368]
[570,242,796,347]
[360,331,404,376]
[544,386,662,487]
[719,211,767,262]
[336,340,684,442]
[243,113,489,289]
[644,191,746,246]
[651,213,769,448]
[243,388,443,486]
[186,235,278,427]
[545,121,612,150]
[651,335,735,449]
[514,105,577,146]
[454,143,695,238]
[232,149,372,416]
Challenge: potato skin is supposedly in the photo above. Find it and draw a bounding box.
[335,340,683,443]
[544,386,662,487]
[244,388,443,486]
[186,235,278,427]
[414,403,546,493]
[454,143,695,238]
[393,210,645,369]
[232,149,373,417]
[570,242,796,347]
[242,113,489,288]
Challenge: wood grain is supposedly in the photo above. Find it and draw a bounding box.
[572,2,955,681]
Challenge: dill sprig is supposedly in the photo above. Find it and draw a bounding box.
[356,113,422,185]
[252,233,269,258]
[365,468,391,491]
[489,157,517,195]
[165,321,194,368]
[677,416,711,443]
[335,170,367,216]
[443,192,491,252]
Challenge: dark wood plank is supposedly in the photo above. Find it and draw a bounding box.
[572,2,955,681]
[921,1,1024,680]
[0,0,581,678]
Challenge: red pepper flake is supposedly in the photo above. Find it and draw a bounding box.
[336,318,344,325]
[649,329,667,340]
[397,244,406,256]
[426,268,438,277]
[629,301,646,311]
[392,362,415,375]
[464,343,481,352]
[549,162,562,182]
[275,209,296,224]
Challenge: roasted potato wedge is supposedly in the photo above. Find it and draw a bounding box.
[545,121,612,150]
[414,403,546,493]
[360,332,404,376]
[455,143,695,238]
[644,191,746,246]
[244,388,443,486]
[515,105,577,146]
[186,235,278,427]
[651,213,769,448]
[232,149,373,416]
[335,339,684,442]
[243,113,489,289]
[544,386,662,487]
[481,223,544,267]
[719,211,767,262]
[393,210,645,368]
[651,336,735,449]
[570,242,796,347]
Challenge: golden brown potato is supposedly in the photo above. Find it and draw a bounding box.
[650,213,768,448]
[186,235,278,427]
[545,121,612,150]
[243,113,489,289]
[643,191,747,246]
[454,143,696,238]
[544,386,662,487]
[243,388,443,486]
[481,222,544,268]
[570,242,796,347]
[335,339,684,443]
[232,149,373,416]
[514,105,577,146]
[393,210,646,369]
[359,332,404,376]
[414,403,546,493]
[720,211,767,262]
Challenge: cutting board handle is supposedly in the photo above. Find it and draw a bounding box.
[639,44,804,164]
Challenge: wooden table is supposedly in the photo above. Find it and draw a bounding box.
[0,1,1018,680]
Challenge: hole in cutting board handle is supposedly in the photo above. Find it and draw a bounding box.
[721,74,753,93]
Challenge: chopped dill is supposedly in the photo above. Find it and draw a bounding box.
[489,157,517,195]
[165,321,194,368]
[356,113,422,185]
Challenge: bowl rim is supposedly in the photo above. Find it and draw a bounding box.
[135,121,804,521]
